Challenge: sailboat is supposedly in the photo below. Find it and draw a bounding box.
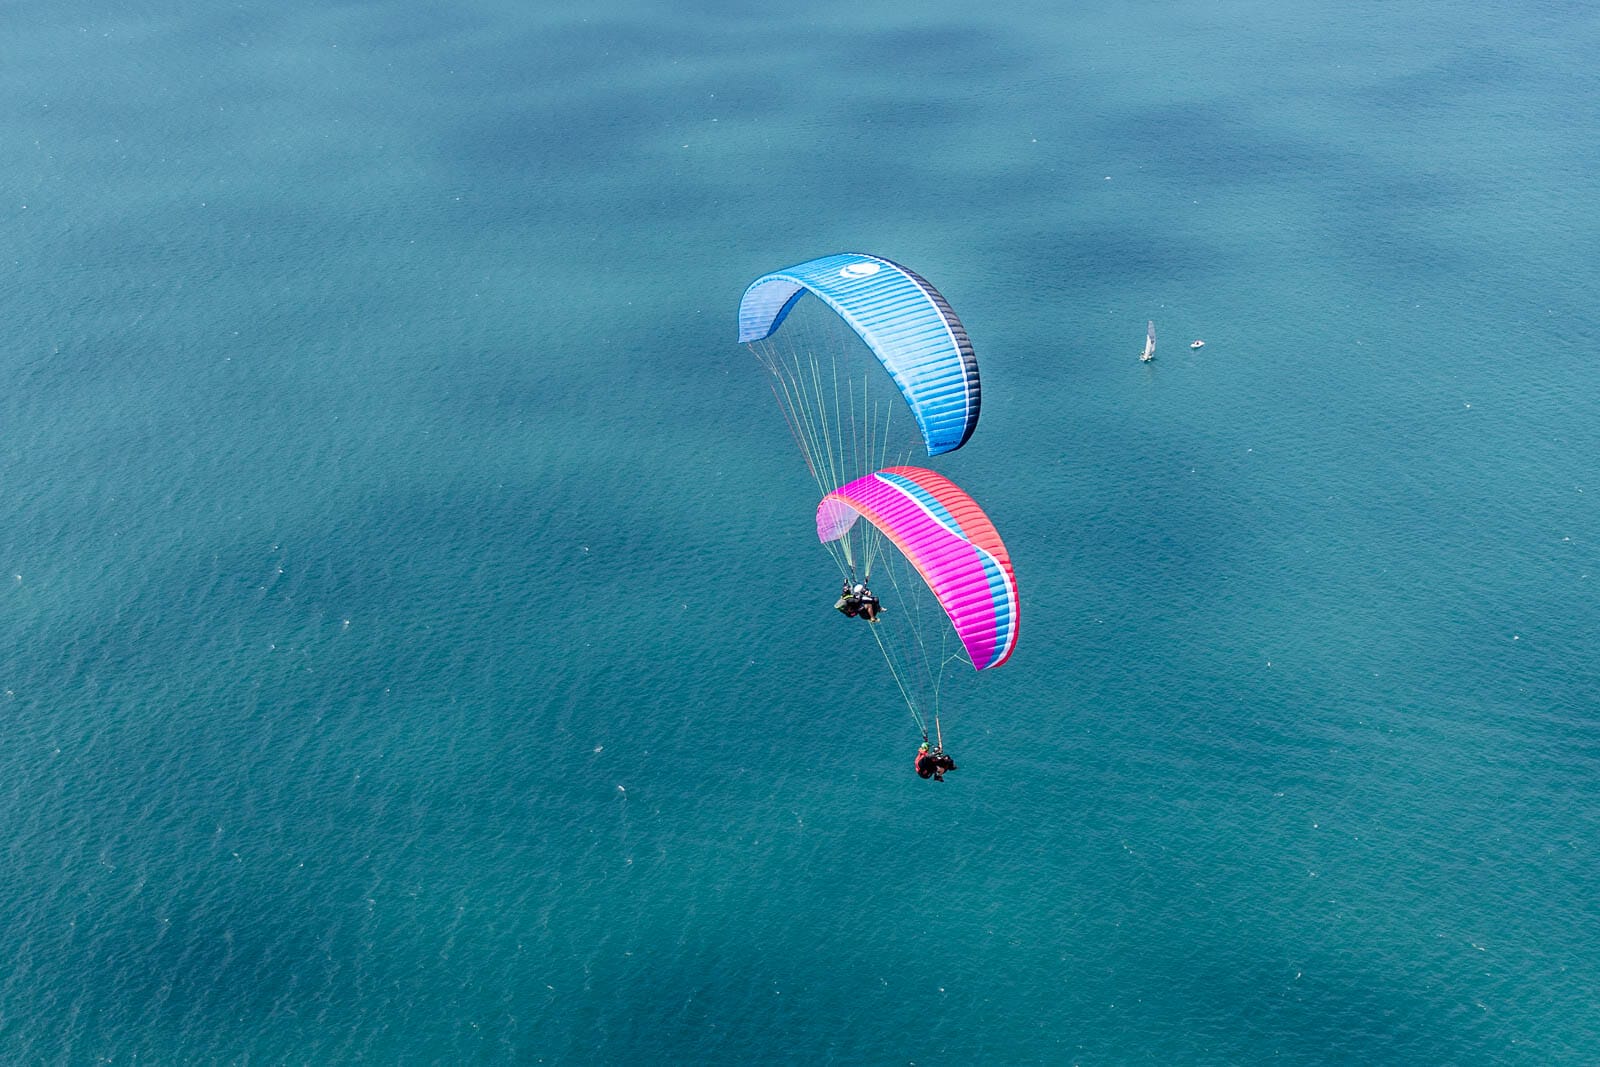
[1140,320,1155,362]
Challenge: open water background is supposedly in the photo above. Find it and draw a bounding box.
[5,1,1600,1062]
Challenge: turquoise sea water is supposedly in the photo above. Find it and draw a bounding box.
[6,1,1600,1062]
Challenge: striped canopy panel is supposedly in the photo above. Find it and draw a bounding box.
[737,253,980,456]
[817,467,1019,670]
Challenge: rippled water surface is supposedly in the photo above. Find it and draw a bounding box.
[5,1,1600,1062]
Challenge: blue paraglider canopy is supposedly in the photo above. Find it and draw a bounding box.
[737,253,980,456]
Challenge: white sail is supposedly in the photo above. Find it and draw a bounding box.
[1141,320,1155,361]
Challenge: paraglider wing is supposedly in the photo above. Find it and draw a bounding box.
[817,467,1018,669]
[738,253,980,455]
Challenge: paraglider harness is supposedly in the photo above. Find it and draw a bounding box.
[835,580,882,621]
[914,721,956,782]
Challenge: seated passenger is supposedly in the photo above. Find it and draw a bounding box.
[915,743,956,781]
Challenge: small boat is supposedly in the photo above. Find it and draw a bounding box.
[1190,339,1205,349]
[1140,320,1155,362]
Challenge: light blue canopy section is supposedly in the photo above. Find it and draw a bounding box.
[737,252,980,456]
